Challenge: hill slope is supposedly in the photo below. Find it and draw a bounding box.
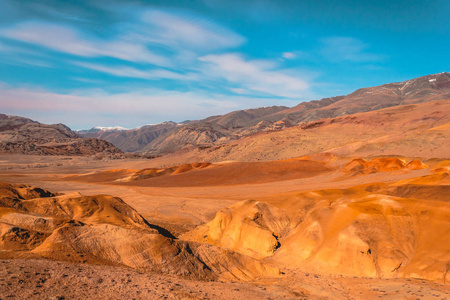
[144,99,450,164]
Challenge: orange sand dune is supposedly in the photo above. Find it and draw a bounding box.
[65,162,213,184]
[182,172,450,282]
[126,159,332,187]
[67,159,332,187]
[129,162,212,180]
[0,182,280,281]
[182,200,290,259]
[341,157,428,175]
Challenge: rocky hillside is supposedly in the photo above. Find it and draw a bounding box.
[0,114,122,156]
[144,98,450,164]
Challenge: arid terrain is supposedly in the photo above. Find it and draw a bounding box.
[1,73,450,299]
[1,153,449,299]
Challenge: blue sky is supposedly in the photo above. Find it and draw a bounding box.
[0,0,448,129]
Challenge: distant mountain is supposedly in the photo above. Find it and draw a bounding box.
[76,121,178,152]
[141,106,291,154]
[76,72,450,155]
[0,114,122,156]
[75,126,128,134]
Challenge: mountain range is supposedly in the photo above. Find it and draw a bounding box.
[76,72,450,155]
[2,72,449,157]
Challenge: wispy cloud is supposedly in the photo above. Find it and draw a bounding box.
[229,87,250,95]
[74,62,197,81]
[0,21,170,66]
[320,37,383,62]
[199,54,310,98]
[28,2,90,22]
[2,57,54,68]
[0,40,54,68]
[0,40,45,57]
[282,52,297,59]
[138,9,246,51]
[280,50,312,62]
[0,7,247,69]
[70,77,105,84]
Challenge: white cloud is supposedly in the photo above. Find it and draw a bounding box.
[0,40,46,57]
[74,62,197,81]
[138,9,246,51]
[282,52,297,59]
[71,77,104,84]
[199,54,309,98]
[3,57,53,68]
[229,87,250,95]
[0,40,54,67]
[0,21,170,66]
[320,37,382,62]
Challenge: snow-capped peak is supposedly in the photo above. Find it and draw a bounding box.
[93,126,128,131]
[75,126,128,133]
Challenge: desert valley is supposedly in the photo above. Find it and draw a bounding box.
[1,72,450,299]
